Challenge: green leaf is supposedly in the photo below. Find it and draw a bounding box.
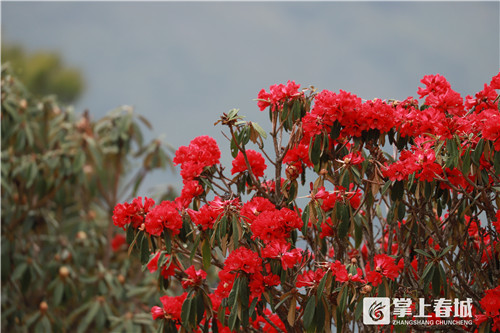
[421,263,435,287]
[126,224,135,245]
[140,233,150,265]
[472,139,484,165]
[227,108,240,119]
[181,295,193,328]
[163,231,172,253]
[316,272,331,302]
[251,122,267,139]
[315,298,326,333]
[438,245,453,258]
[53,281,64,307]
[303,295,316,330]
[35,315,52,333]
[462,147,471,175]
[77,301,100,333]
[494,150,500,176]
[432,265,441,296]
[309,135,322,167]
[336,203,350,239]
[391,180,404,201]
[202,239,211,270]
[397,201,405,221]
[414,249,432,258]
[230,136,239,158]
[232,216,240,249]
[330,120,342,141]
[301,204,310,235]
[354,215,363,249]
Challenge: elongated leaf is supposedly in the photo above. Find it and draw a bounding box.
[140,233,150,265]
[202,239,211,270]
[77,301,100,333]
[303,295,316,330]
[472,139,484,165]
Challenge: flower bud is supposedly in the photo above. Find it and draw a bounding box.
[19,99,28,110]
[76,231,87,241]
[285,164,300,181]
[59,266,70,279]
[361,285,373,294]
[39,301,48,313]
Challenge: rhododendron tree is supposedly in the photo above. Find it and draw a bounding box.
[113,75,500,332]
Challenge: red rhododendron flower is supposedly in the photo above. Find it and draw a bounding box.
[214,270,235,300]
[296,268,326,288]
[173,136,221,181]
[112,196,155,229]
[251,309,286,333]
[231,149,267,178]
[151,293,187,322]
[365,254,403,286]
[251,207,302,243]
[475,285,500,331]
[283,143,313,172]
[342,151,364,166]
[111,233,126,252]
[383,138,443,182]
[177,180,204,208]
[240,197,275,224]
[331,261,365,284]
[187,203,221,231]
[147,251,178,279]
[145,200,183,236]
[494,210,500,234]
[224,247,262,275]
[261,241,290,259]
[319,218,334,239]
[281,248,304,270]
[181,265,207,289]
[257,80,302,111]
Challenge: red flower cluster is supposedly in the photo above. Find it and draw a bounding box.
[475,285,500,331]
[257,80,302,111]
[231,149,267,178]
[417,74,464,116]
[147,251,178,279]
[188,203,222,231]
[365,254,404,286]
[112,196,155,229]
[224,247,262,275]
[261,241,304,270]
[110,233,126,252]
[330,260,365,284]
[177,179,203,208]
[173,135,221,181]
[181,265,207,289]
[216,247,278,301]
[283,143,313,175]
[296,268,326,288]
[251,308,286,332]
[383,137,443,182]
[250,207,303,243]
[144,200,183,236]
[240,197,276,224]
[151,293,187,322]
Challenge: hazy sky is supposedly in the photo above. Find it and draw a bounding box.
[2,1,499,197]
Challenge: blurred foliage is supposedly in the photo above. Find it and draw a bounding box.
[1,64,176,332]
[1,44,85,104]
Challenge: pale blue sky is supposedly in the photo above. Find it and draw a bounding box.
[2,1,499,197]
